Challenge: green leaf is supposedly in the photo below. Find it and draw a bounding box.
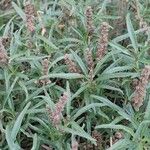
[66,83,88,117]
[4,76,19,109]
[72,103,106,120]
[140,58,150,64]
[31,134,38,150]
[66,81,71,117]
[15,56,46,62]
[126,14,138,52]
[110,116,124,125]
[72,83,89,100]
[6,126,20,150]
[18,81,29,102]
[71,121,96,145]
[70,50,88,75]
[98,72,138,80]
[30,117,50,131]
[59,125,96,144]
[91,95,131,121]
[3,16,16,36]
[37,35,58,50]
[41,73,84,79]
[134,120,150,139]
[112,28,145,43]
[94,50,120,76]
[144,96,150,120]
[12,2,26,21]
[100,85,123,94]
[59,38,83,44]
[11,102,31,140]
[104,66,133,74]
[49,56,66,69]
[106,139,133,150]
[109,42,131,56]
[95,124,134,136]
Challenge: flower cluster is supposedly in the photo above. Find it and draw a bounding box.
[92,130,102,148]
[64,54,81,73]
[24,2,36,33]
[85,48,94,80]
[37,58,51,85]
[85,6,94,36]
[46,92,68,126]
[0,38,9,66]
[41,58,51,84]
[132,66,150,111]
[96,22,110,61]
[112,131,124,144]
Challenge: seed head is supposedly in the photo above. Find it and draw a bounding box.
[85,48,94,80]
[96,22,109,61]
[92,130,102,148]
[24,3,36,33]
[64,54,81,73]
[42,59,49,76]
[46,92,68,126]
[112,131,124,145]
[85,6,94,36]
[40,58,51,85]
[114,131,123,139]
[0,38,9,66]
[132,66,150,111]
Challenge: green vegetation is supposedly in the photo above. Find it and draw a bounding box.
[0,0,150,149]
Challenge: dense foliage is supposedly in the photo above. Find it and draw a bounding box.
[0,0,150,150]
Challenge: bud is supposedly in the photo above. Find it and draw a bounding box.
[114,131,123,139]
[112,131,124,145]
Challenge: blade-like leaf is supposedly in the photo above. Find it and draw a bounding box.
[31,134,38,150]
[144,95,150,120]
[11,102,31,140]
[107,139,133,150]
[109,42,131,56]
[95,124,134,136]
[126,14,138,52]
[72,103,106,120]
[71,50,88,75]
[41,73,84,79]
[12,2,26,21]
[91,95,132,121]
[6,126,20,150]
[37,35,58,50]
[59,125,96,144]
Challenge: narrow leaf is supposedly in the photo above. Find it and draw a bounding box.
[11,102,31,140]
[71,50,88,75]
[126,14,138,52]
[31,134,38,150]
[73,103,106,120]
[95,124,134,136]
[12,2,26,21]
[41,73,84,79]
